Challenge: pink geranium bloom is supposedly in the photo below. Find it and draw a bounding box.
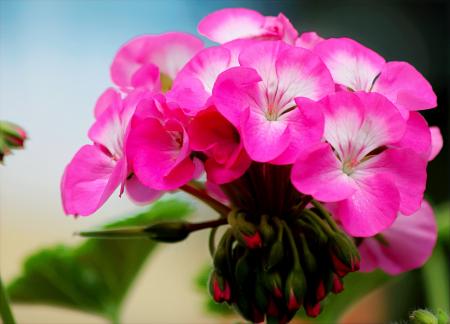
[358,200,437,275]
[189,107,251,184]
[198,8,298,44]
[314,37,437,118]
[126,94,197,190]
[110,32,203,92]
[61,88,161,216]
[291,91,428,237]
[295,31,324,50]
[166,40,248,115]
[212,41,334,163]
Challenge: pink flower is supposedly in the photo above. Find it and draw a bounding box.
[198,8,298,44]
[189,107,251,184]
[313,38,437,118]
[61,88,161,216]
[291,91,428,237]
[126,94,197,190]
[295,31,324,50]
[212,41,334,163]
[358,200,437,275]
[166,40,247,115]
[110,32,204,92]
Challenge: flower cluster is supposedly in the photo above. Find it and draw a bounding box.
[61,7,443,321]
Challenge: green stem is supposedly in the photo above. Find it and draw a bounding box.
[311,200,339,231]
[181,183,231,216]
[0,276,16,324]
[302,209,335,237]
[208,227,218,257]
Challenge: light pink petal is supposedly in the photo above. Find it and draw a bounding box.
[198,8,265,43]
[373,61,437,113]
[88,102,124,158]
[319,92,365,160]
[271,97,325,164]
[334,174,399,237]
[393,111,431,159]
[263,13,298,44]
[359,200,437,275]
[241,109,290,162]
[356,91,407,148]
[130,63,161,92]
[94,88,121,119]
[314,37,385,91]
[61,145,125,216]
[127,118,191,190]
[429,126,443,161]
[274,45,335,105]
[291,143,358,202]
[125,175,162,205]
[212,66,262,127]
[295,32,324,50]
[167,46,232,113]
[358,148,427,216]
[111,32,203,89]
[206,181,230,205]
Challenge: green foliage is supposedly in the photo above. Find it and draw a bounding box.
[7,199,193,322]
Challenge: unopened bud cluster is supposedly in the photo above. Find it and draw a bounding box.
[208,204,360,322]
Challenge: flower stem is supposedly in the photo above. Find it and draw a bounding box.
[0,276,16,324]
[311,200,339,231]
[181,183,231,216]
[302,209,335,237]
[209,227,218,257]
[280,220,301,270]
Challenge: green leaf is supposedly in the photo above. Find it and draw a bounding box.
[7,199,193,322]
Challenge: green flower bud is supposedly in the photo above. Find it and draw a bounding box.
[0,120,27,162]
[299,233,317,273]
[410,309,438,324]
[144,221,190,242]
[328,232,360,276]
[208,270,231,303]
[228,211,262,248]
[285,268,307,312]
[262,271,283,299]
[213,229,233,274]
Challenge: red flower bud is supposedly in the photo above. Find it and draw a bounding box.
[209,271,231,303]
[242,231,262,248]
[328,232,360,276]
[0,120,27,162]
[315,280,326,302]
[305,302,321,317]
[332,273,344,294]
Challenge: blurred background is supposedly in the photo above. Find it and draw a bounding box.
[0,0,448,323]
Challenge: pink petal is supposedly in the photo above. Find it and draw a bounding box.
[274,45,335,103]
[88,101,124,158]
[373,61,437,113]
[263,13,298,44]
[94,88,121,119]
[127,117,192,190]
[334,174,400,237]
[241,109,290,162]
[429,126,443,161]
[295,31,324,50]
[206,181,229,205]
[212,66,262,127]
[130,63,161,92]
[314,37,385,91]
[358,148,427,216]
[167,46,232,113]
[359,200,437,275]
[291,143,358,202]
[111,32,203,90]
[393,111,431,159]
[271,97,325,164]
[125,175,162,205]
[61,145,125,216]
[205,148,251,184]
[198,8,266,43]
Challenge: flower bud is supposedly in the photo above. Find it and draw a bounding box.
[409,309,438,324]
[234,250,251,288]
[299,233,317,274]
[144,221,190,242]
[208,271,231,303]
[229,211,262,248]
[213,229,233,274]
[233,290,264,323]
[304,301,321,318]
[315,279,326,302]
[265,240,284,271]
[0,120,27,162]
[328,232,360,277]
[262,271,283,299]
[285,268,307,312]
[331,273,344,294]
